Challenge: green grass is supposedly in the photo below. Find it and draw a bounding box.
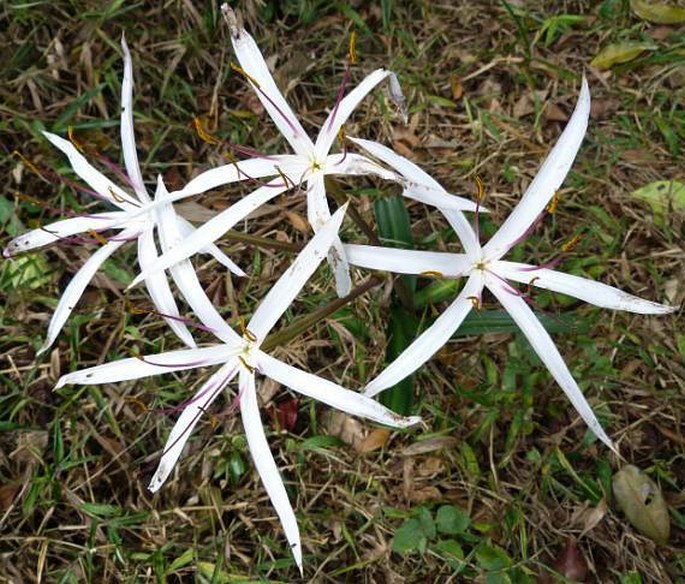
[0,1,683,582]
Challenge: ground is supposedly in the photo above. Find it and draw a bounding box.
[0,1,683,582]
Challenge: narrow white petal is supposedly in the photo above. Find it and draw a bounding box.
[348,137,480,212]
[228,17,313,155]
[323,152,399,182]
[120,35,149,202]
[258,352,421,428]
[344,244,470,277]
[328,237,352,298]
[38,229,132,355]
[441,208,481,257]
[315,69,391,157]
[148,360,239,492]
[364,273,484,397]
[305,175,351,298]
[176,216,246,277]
[238,370,302,571]
[173,155,304,198]
[248,204,348,343]
[128,181,289,288]
[493,261,677,315]
[138,225,196,349]
[483,78,591,260]
[42,131,138,210]
[486,273,615,450]
[55,344,238,388]
[3,212,127,257]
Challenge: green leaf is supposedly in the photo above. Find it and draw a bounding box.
[380,303,418,415]
[613,464,670,544]
[436,505,471,534]
[166,548,195,573]
[590,42,657,70]
[392,518,426,553]
[631,180,685,219]
[476,544,512,571]
[630,0,685,23]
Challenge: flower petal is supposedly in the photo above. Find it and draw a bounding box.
[128,181,289,288]
[238,370,303,572]
[344,244,470,277]
[226,9,313,155]
[177,216,246,277]
[138,224,196,349]
[120,35,149,202]
[38,228,134,355]
[3,211,127,257]
[248,203,348,343]
[55,344,238,388]
[323,152,398,182]
[441,208,481,257]
[364,273,484,397]
[305,174,351,298]
[483,78,591,260]
[148,360,239,492]
[315,69,392,157]
[349,137,480,212]
[258,352,421,428]
[485,273,615,450]
[172,155,304,198]
[42,131,138,210]
[493,260,677,315]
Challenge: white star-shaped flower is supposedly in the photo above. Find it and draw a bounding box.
[343,78,676,448]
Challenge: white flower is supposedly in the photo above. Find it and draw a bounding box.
[125,5,478,299]
[3,37,244,353]
[344,78,676,449]
[55,205,420,572]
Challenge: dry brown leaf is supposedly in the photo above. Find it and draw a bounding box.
[450,74,464,100]
[409,486,442,503]
[357,428,390,453]
[0,482,21,510]
[613,464,670,544]
[402,436,459,456]
[326,411,365,450]
[416,456,445,477]
[283,210,310,234]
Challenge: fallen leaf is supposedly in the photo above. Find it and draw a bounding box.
[357,428,390,453]
[283,210,310,234]
[272,397,299,431]
[630,0,685,23]
[450,74,464,100]
[402,436,459,456]
[631,180,685,215]
[613,464,670,544]
[410,486,442,503]
[0,482,20,510]
[590,42,657,70]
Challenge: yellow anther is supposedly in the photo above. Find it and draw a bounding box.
[562,234,582,253]
[243,328,257,343]
[12,150,44,178]
[337,126,346,144]
[67,126,85,153]
[420,270,444,278]
[193,116,221,146]
[238,355,255,373]
[124,396,148,413]
[474,175,486,203]
[527,276,540,295]
[348,30,358,65]
[546,190,560,214]
[107,186,132,206]
[87,228,109,246]
[230,62,261,88]
[467,295,481,310]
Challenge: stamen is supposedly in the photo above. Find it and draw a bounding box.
[546,190,560,214]
[12,150,45,179]
[561,234,582,253]
[274,165,295,189]
[230,62,261,89]
[108,186,140,208]
[467,295,481,310]
[420,270,444,278]
[67,126,85,153]
[193,116,221,146]
[238,355,255,373]
[334,126,349,165]
[348,30,357,65]
[124,297,215,334]
[124,395,149,413]
[87,228,110,246]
